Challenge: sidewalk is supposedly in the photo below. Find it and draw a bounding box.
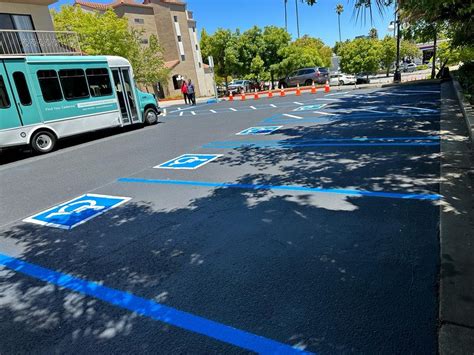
[439,80,474,354]
[159,96,216,108]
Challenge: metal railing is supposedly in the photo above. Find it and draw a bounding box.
[0,30,81,56]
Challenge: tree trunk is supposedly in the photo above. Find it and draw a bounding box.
[431,27,437,80]
[271,72,275,90]
[386,67,390,77]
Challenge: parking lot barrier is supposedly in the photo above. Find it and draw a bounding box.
[311,81,317,94]
[325,80,330,93]
[254,89,260,100]
[280,87,286,97]
[296,83,301,96]
[229,92,234,101]
[268,90,273,98]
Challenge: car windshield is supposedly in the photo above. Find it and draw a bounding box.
[231,81,244,85]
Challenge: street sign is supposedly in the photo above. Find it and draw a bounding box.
[293,104,327,111]
[236,126,283,135]
[23,194,131,230]
[154,154,222,170]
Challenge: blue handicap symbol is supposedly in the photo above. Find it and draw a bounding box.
[293,104,326,112]
[236,126,282,135]
[23,194,131,230]
[154,154,222,170]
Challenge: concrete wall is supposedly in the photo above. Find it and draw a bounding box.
[0,2,54,31]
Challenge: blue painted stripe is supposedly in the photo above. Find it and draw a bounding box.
[222,136,440,142]
[0,253,311,355]
[203,140,439,149]
[117,178,441,201]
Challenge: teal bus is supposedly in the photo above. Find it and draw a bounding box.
[0,55,160,154]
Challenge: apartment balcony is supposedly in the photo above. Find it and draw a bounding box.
[0,29,81,56]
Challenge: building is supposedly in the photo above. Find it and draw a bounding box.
[75,0,214,98]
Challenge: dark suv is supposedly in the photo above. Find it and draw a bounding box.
[279,67,329,88]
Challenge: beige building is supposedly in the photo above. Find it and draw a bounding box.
[0,0,55,31]
[75,0,214,98]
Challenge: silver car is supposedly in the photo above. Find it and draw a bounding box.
[280,67,329,88]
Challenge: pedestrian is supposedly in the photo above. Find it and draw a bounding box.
[187,79,196,105]
[181,80,188,104]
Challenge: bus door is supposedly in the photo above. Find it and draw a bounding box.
[111,68,140,125]
[3,60,39,127]
[0,61,23,130]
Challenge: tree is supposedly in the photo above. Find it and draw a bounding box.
[338,37,382,75]
[262,26,291,88]
[200,28,240,87]
[336,3,344,43]
[369,27,378,39]
[236,26,265,76]
[272,42,323,79]
[293,35,332,67]
[249,55,266,82]
[379,35,396,76]
[52,5,168,87]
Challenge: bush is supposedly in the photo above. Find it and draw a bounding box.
[455,62,474,104]
[416,64,429,70]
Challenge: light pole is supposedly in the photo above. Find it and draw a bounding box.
[393,1,401,83]
[284,0,288,31]
[295,0,300,38]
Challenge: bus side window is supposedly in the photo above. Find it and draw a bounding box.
[13,72,32,106]
[59,69,90,100]
[86,68,113,97]
[0,75,11,108]
[37,70,63,102]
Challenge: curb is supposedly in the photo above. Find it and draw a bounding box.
[439,80,474,355]
[451,76,474,144]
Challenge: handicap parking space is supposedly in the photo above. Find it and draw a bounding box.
[0,84,442,353]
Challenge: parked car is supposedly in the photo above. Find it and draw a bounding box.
[329,73,356,85]
[227,80,264,95]
[278,67,329,88]
[356,73,371,84]
[403,63,417,72]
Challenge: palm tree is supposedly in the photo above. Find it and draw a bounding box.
[336,3,344,43]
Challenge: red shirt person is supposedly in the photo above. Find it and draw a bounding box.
[181,81,188,104]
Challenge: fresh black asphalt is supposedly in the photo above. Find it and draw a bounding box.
[0,84,441,354]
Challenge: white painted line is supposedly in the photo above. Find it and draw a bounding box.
[401,90,440,94]
[191,111,196,115]
[314,98,338,101]
[392,105,438,112]
[168,106,195,114]
[293,101,303,105]
[210,109,217,113]
[163,108,167,117]
[179,111,184,116]
[230,108,237,111]
[313,111,336,116]
[282,113,303,119]
[325,91,349,96]
[177,107,182,111]
[270,104,277,108]
[249,106,257,110]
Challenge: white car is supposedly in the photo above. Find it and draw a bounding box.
[329,73,356,85]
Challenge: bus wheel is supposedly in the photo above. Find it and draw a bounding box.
[31,130,56,154]
[144,108,158,125]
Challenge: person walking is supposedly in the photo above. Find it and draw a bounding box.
[181,80,188,104]
[187,79,196,105]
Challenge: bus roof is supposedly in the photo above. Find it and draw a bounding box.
[0,55,131,67]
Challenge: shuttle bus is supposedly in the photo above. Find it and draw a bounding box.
[0,55,160,154]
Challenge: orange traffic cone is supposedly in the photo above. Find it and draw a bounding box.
[241,89,246,101]
[324,80,330,93]
[254,88,259,100]
[229,91,234,101]
[268,90,273,98]
[296,83,301,96]
[280,86,286,97]
[311,81,316,94]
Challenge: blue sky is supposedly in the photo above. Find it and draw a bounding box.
[51,0,395,46]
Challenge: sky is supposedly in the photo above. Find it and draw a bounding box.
[51,0,396,47]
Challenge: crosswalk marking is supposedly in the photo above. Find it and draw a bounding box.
[293,101,303,105]
[230,108,237,111]
[249,106,257,110]
[191,111,196,115]
[282,113,302,119]
[210,109,217,113]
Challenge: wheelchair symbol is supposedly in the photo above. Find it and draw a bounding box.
[46,200,105,219]
[169,156,208,166]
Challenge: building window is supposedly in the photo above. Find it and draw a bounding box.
[198,62,201,68]
[192,27,195,33]
[59,69,89,100]
[177,35,182,42]
[134,18,145,24]
[172,74,184,90]
[86,68,113,97]
[173,16,178,22]
[12,72,31,105]
[181,54,185,61]
[195,44,199,51]
[37,70,63,102]
[0,75,11,108]
[0,13,40,54]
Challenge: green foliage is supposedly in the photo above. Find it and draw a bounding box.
[338,37,381,74]
[272,42,324,77]
[51,5,167,86]
[455,62,474,104]
[379,35,396,73]
[261,26,292,77]
[369,28,378,39]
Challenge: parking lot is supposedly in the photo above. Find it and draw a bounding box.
[0,83,441,353]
